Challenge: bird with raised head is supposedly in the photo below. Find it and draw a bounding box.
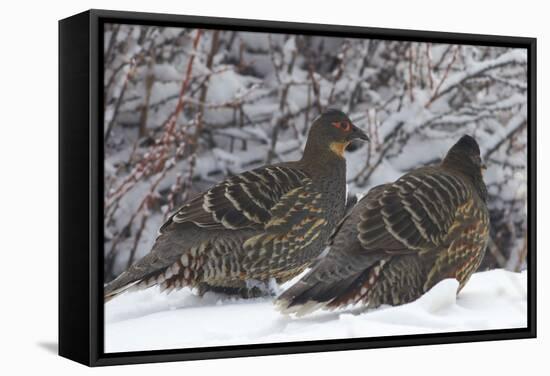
[104,109,369,301]
[277,135,489,315]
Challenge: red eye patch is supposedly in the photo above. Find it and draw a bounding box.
[332,121,351,132]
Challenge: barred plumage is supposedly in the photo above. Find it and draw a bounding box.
[277,135,489,315]
[104,109,369,301]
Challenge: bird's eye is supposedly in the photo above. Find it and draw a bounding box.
[332,121,351,132]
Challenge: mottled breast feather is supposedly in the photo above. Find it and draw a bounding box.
[357,167,471,252]
[241,179,328,275]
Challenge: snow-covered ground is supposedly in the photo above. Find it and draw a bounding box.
[104,269,527,353]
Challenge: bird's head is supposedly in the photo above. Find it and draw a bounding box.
[442,135,488,200]
[443,135,485,171]
[305,109,369,159]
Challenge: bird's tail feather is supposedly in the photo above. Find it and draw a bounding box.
[275,273,359,316]
[103,252,170,302]
[103,279,142,302]
[276,258,388,316]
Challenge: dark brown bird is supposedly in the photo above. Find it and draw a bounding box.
[104,109,369,301]
[277,135,489,315]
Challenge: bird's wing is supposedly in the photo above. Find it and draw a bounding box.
[358,167,471,253]
[162,165,310,232]
[276,194,387,313]
[241,179,328,276]
[327,184,386,246]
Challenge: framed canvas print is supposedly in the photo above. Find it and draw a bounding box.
[59,9,536,366]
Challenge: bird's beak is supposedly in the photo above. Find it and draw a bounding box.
[348,123,369,142]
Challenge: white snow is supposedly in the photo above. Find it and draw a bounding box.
[104,269,527,353]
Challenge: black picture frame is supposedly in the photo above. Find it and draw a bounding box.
[59,9,537,367]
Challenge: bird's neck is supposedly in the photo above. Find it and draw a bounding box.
[300,140,347,179]
[442,157,488,203]
[469,173,488,203]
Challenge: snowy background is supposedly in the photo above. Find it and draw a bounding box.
[103,25,528,352]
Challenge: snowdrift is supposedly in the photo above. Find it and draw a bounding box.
[105,269,527,353]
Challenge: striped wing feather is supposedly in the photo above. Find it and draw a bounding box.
[162,165,310,232]
[358,167,471,253]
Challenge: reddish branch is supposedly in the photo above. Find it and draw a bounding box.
[425,45,459,108]
[178,30,220,203]
[105,29,203,272]
[104,59,139,142]
[408,43,415,102]
[426,43,434,90]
